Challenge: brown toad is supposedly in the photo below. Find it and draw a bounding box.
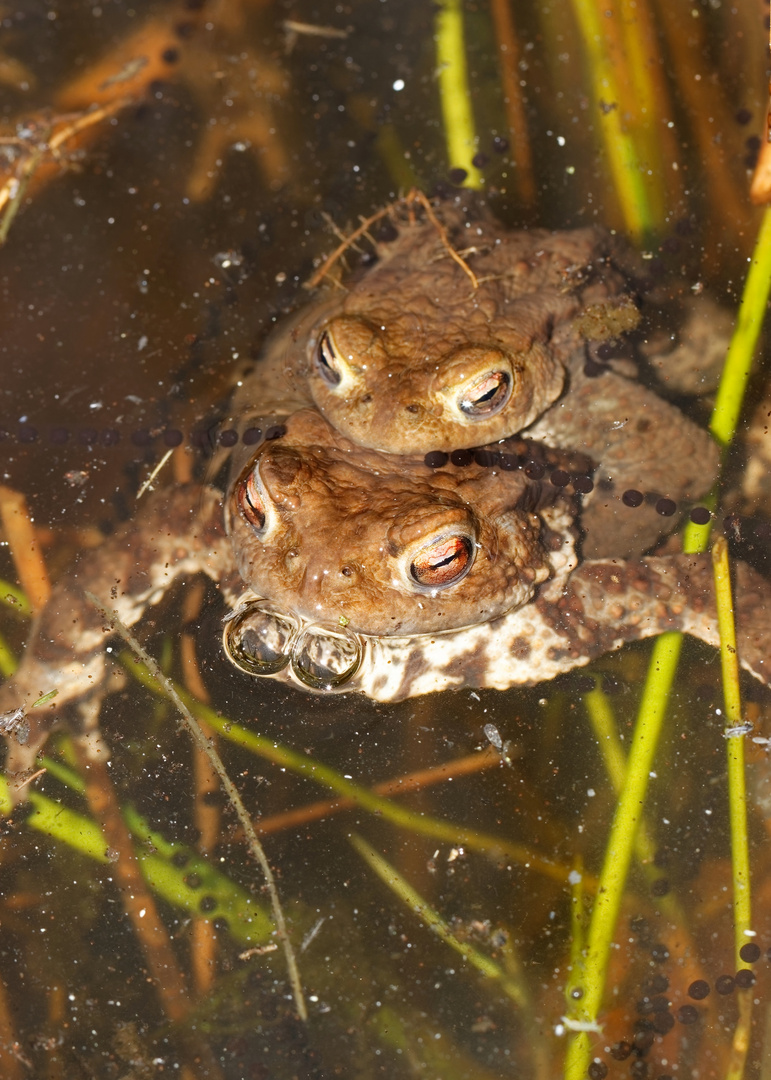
[234,197,721,558]
[224,409,584,637]
[220,411,769,700]
[2,408,768,784]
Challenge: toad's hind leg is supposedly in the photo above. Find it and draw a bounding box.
[538,555,770,688]
[527,367,719,558]
[0,485,233,785]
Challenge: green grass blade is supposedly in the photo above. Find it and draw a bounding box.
[350,832,528,1006]
[435,0,483,188]
[564,632,683,1078]
[568,0,655,238]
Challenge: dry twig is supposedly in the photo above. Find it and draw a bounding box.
[305,189,479,290]
[0,487,51,613]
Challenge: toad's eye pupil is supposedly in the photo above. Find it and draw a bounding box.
[459,371,511,417]
[410,535,473,587]
[316,331,342,386]
[238,471,265,530]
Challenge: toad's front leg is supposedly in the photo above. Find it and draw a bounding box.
[0,485,234,779]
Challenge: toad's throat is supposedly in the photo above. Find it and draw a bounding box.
[222,594,523,692]
[224,598,363,690]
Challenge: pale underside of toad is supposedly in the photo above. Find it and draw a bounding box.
[226,198,722,559]
[2,409,769,784]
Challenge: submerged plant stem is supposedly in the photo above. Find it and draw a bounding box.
[712,540,747,954]
[710,207,771,449]
[712,537,752,1080]
[351,833,528,1006]
[584,681,715,993]
[568,0,654,238]
[684,206,771,553]
[583,684,657,866]
[564,632,683,1079]
[434,0,483,188]
[86,593,307,1023]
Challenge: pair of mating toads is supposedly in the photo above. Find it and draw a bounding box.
[2,194,770,777]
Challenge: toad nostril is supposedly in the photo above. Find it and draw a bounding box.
[284,550,300,572]
[405,404,421,414]
[340,565,353,577]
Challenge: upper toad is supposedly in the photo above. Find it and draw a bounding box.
[230,197,721,558]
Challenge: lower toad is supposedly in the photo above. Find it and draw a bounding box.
[1,410,767,788]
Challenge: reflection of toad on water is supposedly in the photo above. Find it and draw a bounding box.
[2,199,767,789]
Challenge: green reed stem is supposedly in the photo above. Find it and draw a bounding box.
[711,208,771,448]
[582,683,657,867]
[713,539,745,730]
[565,203,771,1080]
[713,536,753,1080]
[583,679,713,956]
[435,0,483,188]
[375,124,420,191]
[564,632,683,1078]
[712,538,751,962]
[350,832,529,1007]
[683,205,771,554]
[568,0,655,239]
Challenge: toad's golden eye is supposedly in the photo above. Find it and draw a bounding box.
[316,330,343,386]
[458,371,512,417]
[410,535,473,588]
[237,470,266,531]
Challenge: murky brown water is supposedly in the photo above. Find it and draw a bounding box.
[0,1,770,1077]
